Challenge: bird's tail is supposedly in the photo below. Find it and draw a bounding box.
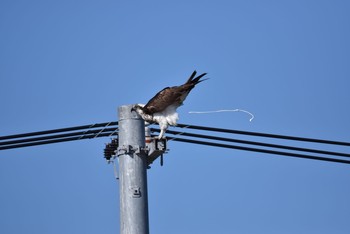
[186,70,208,85]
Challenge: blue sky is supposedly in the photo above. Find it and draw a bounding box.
[1,0,350,233]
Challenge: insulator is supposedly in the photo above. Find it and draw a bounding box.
[103,138,118,161]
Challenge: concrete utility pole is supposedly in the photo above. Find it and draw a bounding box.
[117,105,149,234]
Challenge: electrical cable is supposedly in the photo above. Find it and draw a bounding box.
[0,127,118,147]
[0,121,118,141]
[1,121,349,165]
[151,128,350,159]
[176,123,350,146]
[0,129,118,150]
[168,137,350,165]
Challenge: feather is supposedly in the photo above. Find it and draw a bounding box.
[134,70,207,138]
[143,71,207,115]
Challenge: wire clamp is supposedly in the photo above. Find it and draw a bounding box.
[117,145,148,156]
[146,138,168,167]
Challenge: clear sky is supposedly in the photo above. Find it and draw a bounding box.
[1,0,350,233]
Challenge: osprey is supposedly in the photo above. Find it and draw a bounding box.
[132,70,208,139]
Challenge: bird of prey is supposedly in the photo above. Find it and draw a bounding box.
[132,70,208,139]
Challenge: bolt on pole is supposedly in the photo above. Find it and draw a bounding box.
[117,105,149,234]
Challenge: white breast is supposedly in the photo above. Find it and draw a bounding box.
[152,104,179,126]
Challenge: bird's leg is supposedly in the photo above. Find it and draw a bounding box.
[158,123,169,139]
[158,129,165,139]
[157,122,169,139]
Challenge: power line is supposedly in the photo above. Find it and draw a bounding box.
[0,131,118,150]
[1,122,349,165]
[2,122,348,148]
[0,127,118,147]
[168,137,350,165]
[176,123,350,146]
[151,128,350,158]
[0,128,118,150]
[0,121,118,141]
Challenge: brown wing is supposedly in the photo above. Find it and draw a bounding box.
[143,86,184,114]
[143,71,208,115]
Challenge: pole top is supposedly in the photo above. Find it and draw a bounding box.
[118,104,142,121]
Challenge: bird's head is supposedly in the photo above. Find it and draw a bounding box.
[131,104,145,115]
[131,104,155,124]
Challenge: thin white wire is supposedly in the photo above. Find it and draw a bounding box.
[94,122,112,138]
[167,124,190,142]
[189,109,255,122]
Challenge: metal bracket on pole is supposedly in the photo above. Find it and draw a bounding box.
[145,127,168,167]
[117,145,148,157]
